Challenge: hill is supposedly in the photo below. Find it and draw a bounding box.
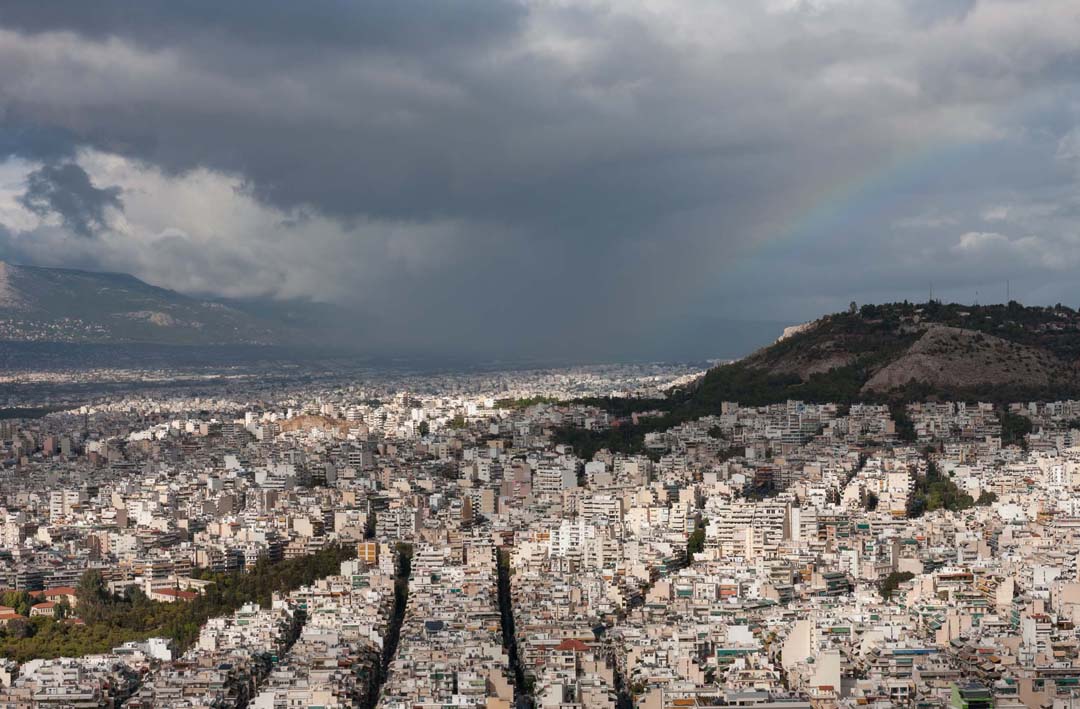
[0,260,346,347]
[681,301,1080,413]
[560,301,1080,456]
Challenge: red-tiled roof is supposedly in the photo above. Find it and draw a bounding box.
[555,639,590,652]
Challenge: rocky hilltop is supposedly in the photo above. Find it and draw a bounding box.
[860,325,1063,394]
[683,301,1080,410]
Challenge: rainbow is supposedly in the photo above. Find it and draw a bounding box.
[757,140,976,259]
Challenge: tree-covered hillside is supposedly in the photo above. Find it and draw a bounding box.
[556,301,1080,455]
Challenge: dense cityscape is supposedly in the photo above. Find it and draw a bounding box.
[2,0,1079,707]
[0,356,1076,708]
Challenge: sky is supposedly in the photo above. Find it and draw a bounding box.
[0,0,1078,360]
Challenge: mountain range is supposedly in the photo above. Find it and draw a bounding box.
[0,260,346,347]
[0,261,796,364]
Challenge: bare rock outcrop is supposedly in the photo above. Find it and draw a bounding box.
[861,325,1067,393]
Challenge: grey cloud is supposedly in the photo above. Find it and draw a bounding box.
[0,1,525,55]
[903,0,976,28]
[0,117,77,162]
[0,1,1079,359]
[18,163,122,237]
[0,2,907,227]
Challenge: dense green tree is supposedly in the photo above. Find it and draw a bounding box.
[880,571,916,600]
[0,545,355,662]
[54,599,71,620]
[1000,410,1033,449]
[890,404,917,442]
[686,522,707,562]
[2,591,32,617]
[76,570,110,623]
[495,396,561,410]
[907,460,974,517]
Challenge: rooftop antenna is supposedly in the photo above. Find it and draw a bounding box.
[929,282,933,303]
[1006,279,1010,303]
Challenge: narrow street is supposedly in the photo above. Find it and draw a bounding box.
[496,548,534,709]
[366,543,413,709]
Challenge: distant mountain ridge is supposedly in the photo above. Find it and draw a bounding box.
[0,260,344,346]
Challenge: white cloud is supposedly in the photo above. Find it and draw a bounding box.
[0,151,496,307]
[952,230,1080,271]
[954,230,1009,252]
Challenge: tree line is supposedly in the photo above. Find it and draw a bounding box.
[0,544,356,663]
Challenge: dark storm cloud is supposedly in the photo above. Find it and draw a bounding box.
[0,0,805,231]
[0,1,525,54]
[0,0,1078,359]
[18,163,122,238]
[0,118,77,162]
